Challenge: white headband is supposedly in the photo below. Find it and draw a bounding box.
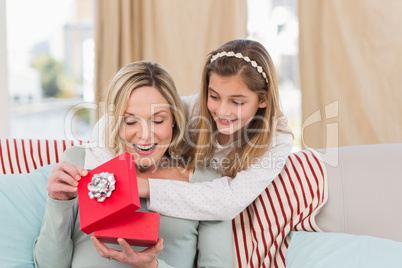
[210,51,268,84]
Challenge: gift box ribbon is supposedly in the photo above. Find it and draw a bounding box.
[88,172,116,202]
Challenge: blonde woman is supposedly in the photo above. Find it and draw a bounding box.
[34,61,233,267]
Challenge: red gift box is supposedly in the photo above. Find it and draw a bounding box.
[94,212,160,247]
[78,152,141,234]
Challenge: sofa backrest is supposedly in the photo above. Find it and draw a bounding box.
[315,143,402,242]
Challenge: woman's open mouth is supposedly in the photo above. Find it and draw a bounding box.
[132,143,157,155]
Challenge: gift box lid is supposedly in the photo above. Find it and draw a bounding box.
[94,212,160,247]
[78,152,140,234]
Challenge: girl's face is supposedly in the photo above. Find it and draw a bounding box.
[119,86,174,169]
[207,73,267,142]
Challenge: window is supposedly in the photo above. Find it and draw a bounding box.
[247,0,301,150]
[6,0,95,140]
[3,0,301,148]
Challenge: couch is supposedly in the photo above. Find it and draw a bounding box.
[1,139,401,267]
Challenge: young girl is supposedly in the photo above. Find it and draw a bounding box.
[134,39,294,221]
[34,61,233,267]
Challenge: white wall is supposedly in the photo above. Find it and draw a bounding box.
[0,0,9,137]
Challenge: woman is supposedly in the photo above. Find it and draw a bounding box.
[33,61,233,268]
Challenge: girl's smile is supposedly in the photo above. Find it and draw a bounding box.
[217,117,238,126]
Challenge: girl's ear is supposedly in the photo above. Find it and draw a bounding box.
[258,94,268,108]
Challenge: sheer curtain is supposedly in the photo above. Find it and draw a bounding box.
[95,0,247,117]
[299,0,402,149]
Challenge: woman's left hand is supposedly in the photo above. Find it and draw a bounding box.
[91,236,163,268]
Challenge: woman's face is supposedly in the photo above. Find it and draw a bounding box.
[207,72,267,142]
[119,86,174,169]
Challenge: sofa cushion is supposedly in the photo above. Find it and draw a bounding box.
[286,231,402,268]
[233,149,328,267]
[0,164,53,267]
[0,139,80,174]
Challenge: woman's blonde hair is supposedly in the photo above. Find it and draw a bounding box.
[187,39,290,177]
[102,61,187,160]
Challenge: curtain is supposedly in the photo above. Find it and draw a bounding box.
[95,0,247,117]
[299,0,402,149]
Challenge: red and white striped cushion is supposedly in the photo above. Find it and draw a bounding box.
[0,139,82,175]
[233,149,328,268]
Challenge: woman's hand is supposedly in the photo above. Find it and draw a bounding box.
[47,161,88,200]
[91,236,163,268]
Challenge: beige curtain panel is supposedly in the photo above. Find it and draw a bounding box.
[299,0,402,149]
[95,0,247,115]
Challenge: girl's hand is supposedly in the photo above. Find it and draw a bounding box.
[91,236,163,268]
[47,161,88,200]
